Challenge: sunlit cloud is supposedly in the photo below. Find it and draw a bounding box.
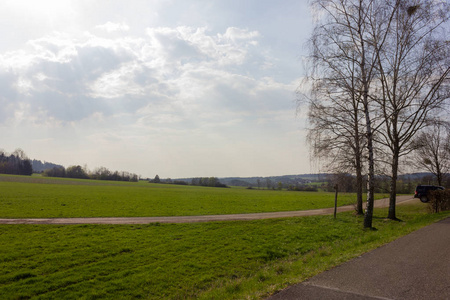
[96,21,130,33]
[0,0,311,177]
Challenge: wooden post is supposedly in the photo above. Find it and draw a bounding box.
[334,184,338,219]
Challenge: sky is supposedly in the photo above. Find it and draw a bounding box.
[0,0,313,179]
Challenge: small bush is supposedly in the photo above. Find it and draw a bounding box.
[287,185,318,192]
[173,180,188,185]
[428,190,450,213]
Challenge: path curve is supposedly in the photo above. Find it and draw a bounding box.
[0,196,416,225]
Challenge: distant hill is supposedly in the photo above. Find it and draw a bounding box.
[174,173,439,188]
[31,159,64,173]
[175,174,327,187]
[218,174,327,187]
[398,173,433,180]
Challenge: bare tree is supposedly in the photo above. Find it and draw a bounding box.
[371,0,450,220]
[304,0,449,226]
[413,121,450,186]
[305,40,367,214]
[304,0,396,228]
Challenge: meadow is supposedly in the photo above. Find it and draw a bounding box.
[0,174,387,218]
[1,174,447,299]
[1,206,448,299]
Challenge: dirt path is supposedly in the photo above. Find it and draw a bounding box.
[0,195,416,225]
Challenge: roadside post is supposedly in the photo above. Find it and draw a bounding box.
[334,184,338,219]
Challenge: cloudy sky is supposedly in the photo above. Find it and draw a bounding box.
[0,0,312,178]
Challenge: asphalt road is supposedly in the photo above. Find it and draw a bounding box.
[268,216,450,300]
[0,195,415,224]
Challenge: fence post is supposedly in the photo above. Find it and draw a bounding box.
[334,184,338,219]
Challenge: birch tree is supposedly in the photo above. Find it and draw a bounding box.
[305,29,367,214]
[372,0,450,220]
[304,0,449,226]
[304,0,392,227]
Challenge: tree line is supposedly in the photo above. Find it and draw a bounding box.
[0,148,140,182]
[43,165,139,182]
[0,149,33,176]
[191,177,228,188]
[302,0,449,228]
[149,175,228,188]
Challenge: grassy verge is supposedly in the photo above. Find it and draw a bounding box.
[0,175,388,218]
[1,203,448,299]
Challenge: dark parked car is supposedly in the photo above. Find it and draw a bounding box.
[414,185,445,203]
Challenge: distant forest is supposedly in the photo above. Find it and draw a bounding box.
[0,148,139,182]
[0,149,33,176]
[42,165,139,182]
[149,175,228,188]
[175,173,446,194]
[1,149,445,192]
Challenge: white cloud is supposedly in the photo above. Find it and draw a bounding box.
[220,27,260,42]
[96,22,130,33]
[0,25,268,109]
[0,14,308,177]
[88,62,145,98]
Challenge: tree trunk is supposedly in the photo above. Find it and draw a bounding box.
[363,124,375,228]
[354,105,364,215]
[355,157,364,215]
[388,152,398,220]
[363,89,375,228]
[436,161,442,186]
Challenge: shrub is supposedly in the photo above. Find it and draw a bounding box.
[173,180,188,185]
[43,166,66,178]
[287,185,318,192]
[428,190,450,213]
[191,177,228,188]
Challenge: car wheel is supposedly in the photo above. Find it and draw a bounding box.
[420,195,428,203]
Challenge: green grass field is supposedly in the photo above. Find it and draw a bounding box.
[0,174,387,218]
[1,205,448,299]
[1,174,446,299]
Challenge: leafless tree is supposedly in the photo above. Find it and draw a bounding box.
[305,42,366,214]
[304,0,398,228]
[371,0,450,220]
[304,0,449,226]
[413,121,450,186]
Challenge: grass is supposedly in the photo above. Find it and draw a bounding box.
[1,174,441,299]
[0,204,448,299]
[0,175,388,218]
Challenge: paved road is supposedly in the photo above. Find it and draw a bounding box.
[0,195,415,224]
[268,216,450,300]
